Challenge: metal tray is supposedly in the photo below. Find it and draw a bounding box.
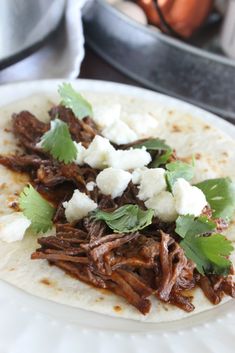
[82,0,235,120]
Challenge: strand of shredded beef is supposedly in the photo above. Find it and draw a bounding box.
[0,106,234,315]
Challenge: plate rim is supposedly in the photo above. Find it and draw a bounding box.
[0,79,234,352]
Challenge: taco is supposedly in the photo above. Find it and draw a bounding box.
[0,82,234,323]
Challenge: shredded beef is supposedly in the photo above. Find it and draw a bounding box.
[12,111,49,153]
[32,223,234,314]
[198,274,235,304]
[49,105,99,147]
[36,163,90,188]
[0,104,234,315]
[169,292,195,312]
[0,154,48,172]
[202,206,229,233]
[11,106,99,154]
[32,227,196,314]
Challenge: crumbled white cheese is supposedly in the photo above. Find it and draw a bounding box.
[0,212,31,243]
[96,167,132,199]
[86,181,96,191]
[121,112,158,138]
[107,148,151,171]
[84,135,115,169]
[131,167,148,185]
[145,191,177,222]
[63,190,97,223]
[137,168,167,201]
[173,178,207,217]
[102,120,138,144]
[93,103,121,128]
[73,142,86,166]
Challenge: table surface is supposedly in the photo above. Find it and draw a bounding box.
[80,46,141,86]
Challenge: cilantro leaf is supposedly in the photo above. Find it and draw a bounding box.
[133,138,173,167]
[19,185,55,233]
[176,215,216,238]
[58,83,93,119]
[40,118,77,164]
[181,233,233,275]
[134,138,171,151]
[151,149,173,168]
[92,204,154,233]
[165,160,194,191]
[195,178,235,220]
[176,214,233,275]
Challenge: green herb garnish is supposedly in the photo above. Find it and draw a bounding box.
[180,233,233,276]
[151,149,173,168]
[175,215,216,238]
[165,160,194,191]
[92,204,154,233]
[175,214,233,275]
[195,178,235,220]
[19,185,55,233]
[134,138,171,151]
[40,118,77,164]
[134,138,173,167]
[58,83,93,119]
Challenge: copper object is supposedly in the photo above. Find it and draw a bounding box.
[137,0,214,38]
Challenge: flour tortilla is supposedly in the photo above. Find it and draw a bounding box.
[0,92,234,323]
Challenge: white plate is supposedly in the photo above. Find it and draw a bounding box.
[0,79,235,353]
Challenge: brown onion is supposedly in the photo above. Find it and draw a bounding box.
[137,0,214,38]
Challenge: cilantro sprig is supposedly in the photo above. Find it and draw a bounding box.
[134,139,195,189]
[152,149,173,168]
[175,215,233,275]
[134,138,173,167]
[92,204,154,233]
[19,185,55,233]
[58,83,93,119]
[39,118,77,164]
[195,178,235,220]
[134,138,171,151]
[175,215,216,238]
[165,160,194,191]
[181,233,233,276]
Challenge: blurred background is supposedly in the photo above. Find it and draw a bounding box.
[0,0,235,120]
